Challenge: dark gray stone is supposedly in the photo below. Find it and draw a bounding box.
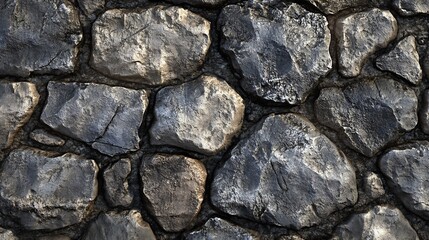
[185,217,257,240]
[393,0,429,16]
[30,129,66,147]
[167,0,226,6]
[77,0,105,17]
[103,159,133,208]
[305,0,376,14]
[419,90,429,134]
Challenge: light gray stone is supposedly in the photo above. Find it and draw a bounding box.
[364,172,385,199]
[167,0,226,6]
[393,0,429,16]
[0,227,18,240]
[211,114,358,229]
[30,129,66,146]
[186,217,257,240]
[419,90,429,134]
[278,235,304,240]
[219,2,332,104]
[103,159,133,207]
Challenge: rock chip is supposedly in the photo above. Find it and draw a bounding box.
[167,0,226,6]
[336,9,398,77]
[315,78,418,157]
[364,172,385,199]
[103,159,133,207]
[186,217,257,240]
[0,227,18,240]
[141,154,207,232]
[393,0,429,16]
[150,75,244,155]
[91,6,211,85]
[30,129,66,146]
[211,114,358,229]
[0,148,98,230]
[219,2,332,104]
[332,205,419,240]
[0,0,82,77]
[0,82,40,150]
[419,90,429,134]
[41,82,149,156]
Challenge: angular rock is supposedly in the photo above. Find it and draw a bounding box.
[30,129,66,146]
[393,0,429,16]
[305,0,371,14]
[315,78,418,157]
[0,82,40,149]
[376,36,422,85]
[419,90,429,134]
[141,154,207,232]
[0,227,18,240]
[211,114,358,229]
[332,205,419,240]
[91,6,211,85]
[150,75,244,155]
[103,159,133,207]
[167,0,226,6]
[336,9,398,77]
[0,148,98,230]
[0,0,82,77]
[364,172,385,199]
[41,82,149,156]
[82,210,156,240]
[77,0,105,17]
[219,2,332,104]
[186,217,257,240]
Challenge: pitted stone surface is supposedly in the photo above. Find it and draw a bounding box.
[219,2,332,104]
[103,159,133,208]
[393,0,429,16]
[211,114,358,229]
[30,129,66,146]
[186,217,257,240]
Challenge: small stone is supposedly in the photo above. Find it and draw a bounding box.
[91,6,211,85]
[336,9,398,77]
[364,172,385,199]
[211,114,358,229]
[419,90,429,134]
[77,0,105,17]
[140,154,207,232]
[0,227,18,240]
[167,0,226,6]
[150,75,244,155]
[83,210,156,240]
[332,205,419,240]
[219,2,332,104]
[315,78,418,157]
[41,82,149,156]
[0,0,82,77]
[185,217,257,240]
[37,235,71,240]
[278,235,304,240]
[0,148,98,230]
[305,0,371,14]
[103,159,133,207]
[30,129,66,146]
[0,82,40,150]
[393,0,429,16]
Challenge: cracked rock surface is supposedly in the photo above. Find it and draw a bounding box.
[186,217,257,240]
[103,158,133,207]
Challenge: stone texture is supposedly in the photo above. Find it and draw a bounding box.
[141,154,207,232]
[77,0,105,17]
[0,227,18,240]
[186,217,257,240]
[278,235,304,240]
[0,82,40,149]
[82,210,156,240]
[393,0,429,16]
[336,9,398,77]
[315,78,418,157]
[376,36,422,85]
[103,158,133,207]
[211,114,358,229]
[41,82,149,156]
[364,172,385,199]
[0,148,98,230]
[0,0,82,77]
[332,205,419,240]
[219,2,332,104]
[150,75,244,155]
[91,6,211,85]
[419,89,429,134]
[167,0,226,6]
[305,0,371,14]
[37,235,70,240]
[30,129,66,146]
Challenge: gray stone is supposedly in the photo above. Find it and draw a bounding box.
[186,217,257,240]
[332,205,419,240]
[150,75,245,155]
[278,235,304,240]
[0,227,18,240]
[0,148,98,230]
[82,210,156,240]
[91,6,211,85]
[37,235,70,240]
[41,82,149,156]
[0,0,82,77]
[30,129,66,146]
[393,0,429,16]
[167,0,226,6]
[419,90,429,134]
[219,2,332,104]
[315,78,418,157]
[376,36,422,85]
[364,172,385,199]
[141,154,207,232]
[211,114,358,229]
[304,0,372,14]
[336,9,398,77]
[103,158,133,207]
[77,0,105,17]
[379,141,429,219]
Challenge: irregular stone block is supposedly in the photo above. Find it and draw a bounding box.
[30,129,66,146]
[364,172,385,199]
[103,159,133,207]
[167,0,226,6]
[77,0,105,17]
[186,217,257,240]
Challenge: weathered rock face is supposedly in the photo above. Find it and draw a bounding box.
[91,6,211,85]
[30,129,66,146]
[141,154,207,232]
[186,217,257,240]
[419,90,429,134]
[150,75,244,155]
[167,0,226,6]
[393,0,429,16]
[219,2,332,104]
[103,159,133,207]
[0,148,98,230]
[336,9,398,77]
[315,78,418,157]
[0,227,18,240]
[0,82,40,150]
[0,0,82,77]
[332,205,419,240]
[379,141,429,219]
[41,82,149,156]
[211,114,358,229]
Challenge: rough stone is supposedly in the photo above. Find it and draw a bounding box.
[393,0,429,16]
[30,129,66,146]
[103,158,133,207]
[278,235,304,240]
[82,210,156,240]
[37,235,70,240]
[332,205,419,240]
[0,82,40,150]
[211,114,358,229]
[77,0,105,17]
[0,148,98,230]
[0,227,18,240]
[0,0,82,77]
[219,2,332,104]
[41,82,149,156]
[336,9,398,77]
[91,6,211,85]
[419,89,429,134]
[150,75,245,155]
[141,154,207,232]
[167,0,226,6]
[185,217,257,240]
[304,0,371,14]
[315,78,418,157]
[376,36,422,85]
[364,172,385,199]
